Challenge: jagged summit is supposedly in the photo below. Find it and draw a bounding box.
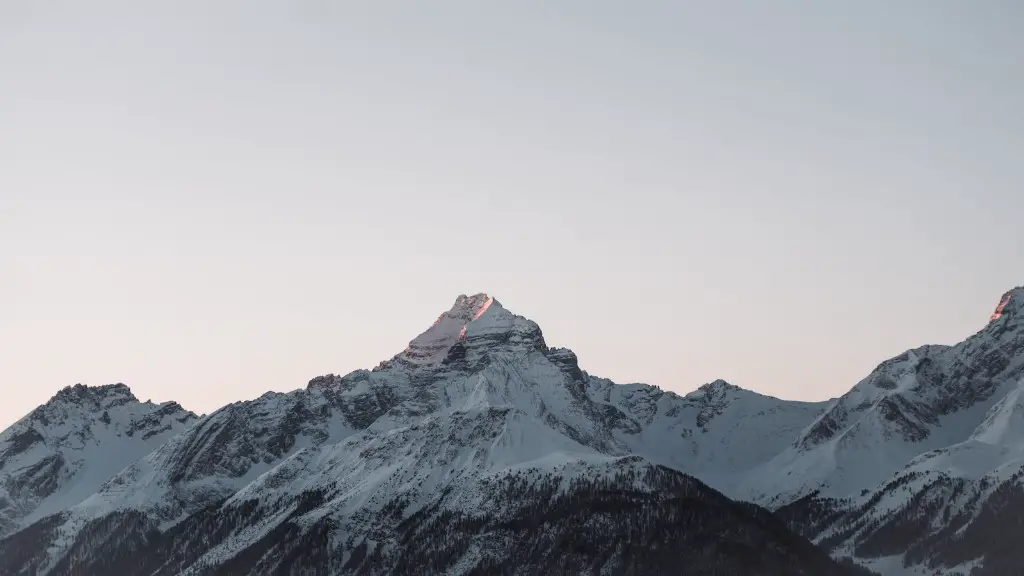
[399,293,543,365]
[53,383,137,401]
[401,293,501,364]
[991,286,1024,322]
[448,293,498,320]
[695,379,741,395]
[46,383,187,414]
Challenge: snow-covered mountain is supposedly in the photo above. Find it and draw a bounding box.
[0,384,196,538]
[2,287,1023,575]
[773,287,1024,575]
[753,288,1024,504]
[0,294,864,576]
[587,377,827,496]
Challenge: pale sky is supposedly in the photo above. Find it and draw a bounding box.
[1,1,1022,428]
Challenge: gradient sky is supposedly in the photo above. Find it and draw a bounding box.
[2,1,1022,428]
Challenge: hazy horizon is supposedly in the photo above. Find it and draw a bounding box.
[2,286,1021,418]
[2,1,1022,428]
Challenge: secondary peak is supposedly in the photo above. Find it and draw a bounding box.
[991,286,1024,322]
[699,379,740,394]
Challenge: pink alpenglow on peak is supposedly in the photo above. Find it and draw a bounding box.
[472,297,495,321]
[402,293,516,365]
[449,294,496,321]
[990,287,1024,322]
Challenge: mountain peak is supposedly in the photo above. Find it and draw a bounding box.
[701,379,740,392]
[52,383,137,405]
[690,379,743,399]
[449,293,499,321]
[990,286,1024,322]
[398,293,540,366]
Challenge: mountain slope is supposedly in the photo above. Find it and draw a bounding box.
[42,459,866,576]
[747,288,1024,504]
[587,377,828,496]
[0,384,196,537]
[774,287,1024,574]
[0,294,861,575]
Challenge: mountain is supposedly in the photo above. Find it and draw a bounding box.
[0,294,865,576]
[773,287,1024,575]
[4,287,1023,575]
[0,384,197,538]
